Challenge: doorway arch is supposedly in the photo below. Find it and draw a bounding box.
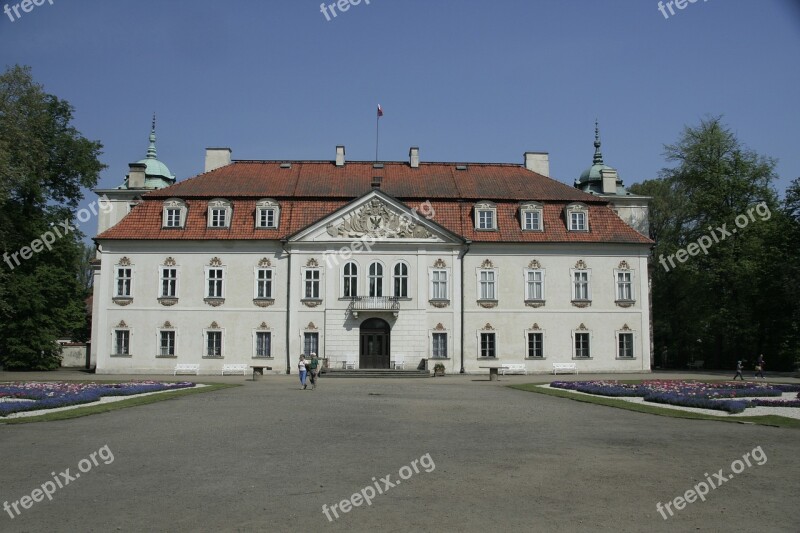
[359,317,391,369]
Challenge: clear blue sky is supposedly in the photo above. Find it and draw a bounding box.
[1,0,798,237]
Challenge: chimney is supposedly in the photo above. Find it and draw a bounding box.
[409,147,420,168]
[205,148,232,173]
[127,163,147,188]
[524,152,550,177]
[600,168,619,194]
[335,145,346,167]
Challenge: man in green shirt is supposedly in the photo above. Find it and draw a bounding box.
[309,353,320,390]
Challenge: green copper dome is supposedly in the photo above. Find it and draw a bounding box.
[123,115,176,189]
[577,121,613,183]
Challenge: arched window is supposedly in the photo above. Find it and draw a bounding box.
[343,262,358,298]
[369,262,383,297]
[393,262,408,298]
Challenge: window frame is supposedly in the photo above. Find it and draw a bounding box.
[157,329,176,357]
[255,199,280,229]
[115,265,133,298]
[303,331,319,357]
[565,203,589,232]
[520,202,544,231]
[429,268,449,302]
[475,201,497,231]
[342,261,358,298]
[205,266,225,299]
[207,198,232,229]
[302,267,322,300]
[162,199,187,229]
[526,330,544,359]
[524,268,545,302]
[573,330,591,359]
[571,269,591,302]
[254,267,274,299]
[479,332,497,358]
[368,261,384,298]
[254,330,272,358]
[112,328,131,357]
[393,261,409,298]
[477,268,498,301]
[431,332,448,359]
[159,266,178,298]
[617,330,635,359]
[615,269,635,302]
[204,328,224,358]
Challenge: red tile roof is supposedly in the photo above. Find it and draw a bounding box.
[97,161,652,245]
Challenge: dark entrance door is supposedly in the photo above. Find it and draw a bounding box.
[359,317,391,369]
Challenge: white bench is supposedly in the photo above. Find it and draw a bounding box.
[390,356,405,370]
[221,364,248,376]
[343,360,356,370]
[174,363,200,375]
[552,363,578,375]
[500,364,527,375]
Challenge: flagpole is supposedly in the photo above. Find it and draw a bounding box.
[375,112,380,162]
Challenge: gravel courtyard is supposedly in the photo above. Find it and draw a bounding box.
[1,371,798,532]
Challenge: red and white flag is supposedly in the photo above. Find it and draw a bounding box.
[377,104,383,117]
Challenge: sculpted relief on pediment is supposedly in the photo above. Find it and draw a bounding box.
[326,198,433,239]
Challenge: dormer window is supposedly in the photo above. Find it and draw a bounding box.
[162,199,187,228]
[565,203,589,232]
[208,199,231,228]
[255,199,280,229]
[520,202,543,231]
[475,201,497,230]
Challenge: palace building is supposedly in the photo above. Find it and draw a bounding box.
[90,124,652,375]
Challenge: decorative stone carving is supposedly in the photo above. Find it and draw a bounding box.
[615,300,634,308]
[210,321,219,329]
[113,297,133,306]
[253,298,274,308]
[434,323,446,331]
[577,323,588,331]
[620,324,631,331]
[478,300,498,309]
[209,257,223,267]
[429,300,449,308]
[118,257,131,266]
[115,320,128,328]
[258,257,272,267]
[158,298,178,307]
[528,259,541,269]
[433,258,447,268]
[302,299,321,308]
[163,257,176,266]
[530,323,541,330]
[325,198,433,239]
[480,259,494,269]
[481,323,494,331]
[258,322,270,330]
[162,321,173,329]
[306,258,319,267]
[307,322,318,330]
[618,260,630,270]
[204,298,224,307]
[525,300,545,308]
[572,300,591,308]
[575,260,587,269]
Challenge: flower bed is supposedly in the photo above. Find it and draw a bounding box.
[0,381,195,417]
[550,380,800,414]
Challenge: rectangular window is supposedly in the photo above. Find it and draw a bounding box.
[618,333,634,358]
[303,332,319,356]
[527,332,543,358]
[206,331,222,357]
[432,333,447,358]
[526,270,544,301]
[258,208,276,228]
[480,333,496,358]
[159,330,175,356]
[207,268,224,298]
[210,208,227,227]
[575,332,590,358]
[617,272,633,301]
[479,270,496,300]
[523,211,541,230]
[160,268,177,298]
[256,331,272,358]
[114,330,130,356]
[477,210,494,230]
[573,271,589,300]
[256,268,273,299]
[304,269,320,299]
[165,208,181,227]
[570,212,587,231]
[115,267,132,297]
[431,269,448,300]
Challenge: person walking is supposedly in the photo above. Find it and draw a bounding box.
[298,355,308,389]
[733,360,745,381]
[309,353,320,390]
[754,354,765,379]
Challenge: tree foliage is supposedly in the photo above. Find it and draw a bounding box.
[631,117,799,371]
[0,65,104,369]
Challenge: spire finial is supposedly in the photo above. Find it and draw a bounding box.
[592,119,604,165]
[146,113,157,159]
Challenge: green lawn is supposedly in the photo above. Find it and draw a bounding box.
[0,382,238,424]
[510,382,800,429]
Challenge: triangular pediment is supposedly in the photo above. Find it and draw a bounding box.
[289,190,462,244]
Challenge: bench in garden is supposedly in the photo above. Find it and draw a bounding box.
[174,363,200,376]
[500,364,528,375]
[221,364,249,376]
[552,363,578,375]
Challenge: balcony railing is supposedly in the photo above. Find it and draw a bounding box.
[347,296,400,317]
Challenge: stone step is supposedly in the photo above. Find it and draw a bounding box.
[322,369,431,378]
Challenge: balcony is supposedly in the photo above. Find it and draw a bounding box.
[348,296,400,318]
